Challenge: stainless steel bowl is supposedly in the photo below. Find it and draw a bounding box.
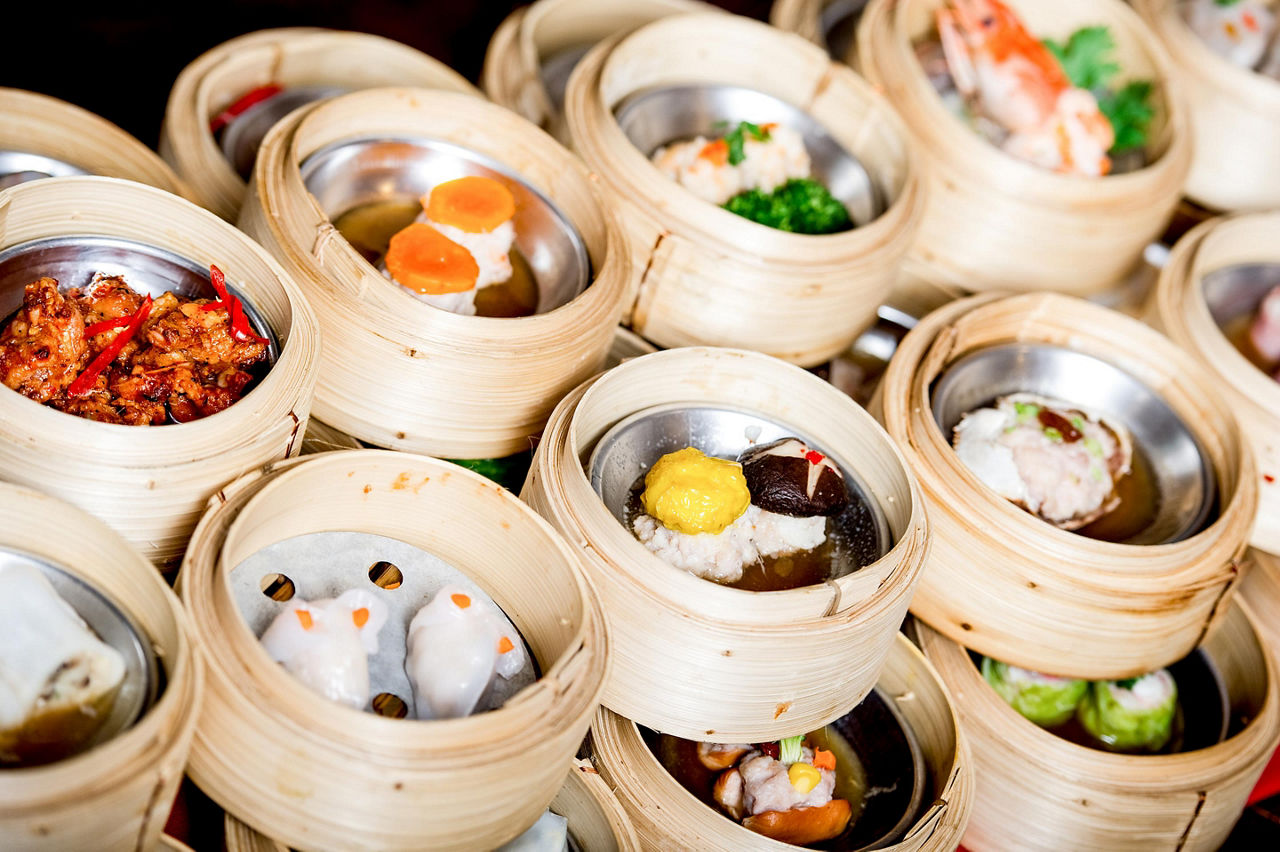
[0,150,89,191]
[0,547,159,761]
[613,83,884,226]
[220,85,347,181]
[1203,262,1280,337]
[930,343,1216,545]
[0,235,279,365]
[300,136,592,314]
[587,403,893,577]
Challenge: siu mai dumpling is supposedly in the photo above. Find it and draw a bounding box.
[0,563,126,765]
[259,588,389,710]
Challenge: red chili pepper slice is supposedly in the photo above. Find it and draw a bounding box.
[68,295,153,397]
[84,314,134,338]
[200,264,268,346]
[805,450,825,465]
[209,83,284,133]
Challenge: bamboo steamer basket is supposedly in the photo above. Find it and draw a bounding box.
[481,0,714,143]
[0,482,202,852]
[224,758,641,852]
[563,14,924,368]
[1134,0,1280,211]
[1148,212,1280,554]
[160,28,479,221]
[521,347,930,741]
[591,633,973,851]
[0,176,319,568]
[177,450,608,851]
[771,0,829,44]
[241,87,629,459]
[0,88,186,196]
[856,0,1192,295]
[1242,549,1280,659]
[917,603,1280,851]
[873,292,1256,678]
[299,418,362,456]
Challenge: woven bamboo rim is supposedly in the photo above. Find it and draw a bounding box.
[591,632,973,851]
[0,482,202,852]
[0,88,186,196]
[177,450,609,851]
[857,0,1192,295]
[0,176,319,568]
[563,13,924,367]
[770,0,832,47]
[1134,0,1280,211]
[1148,212,1280,555]
[1242,549,1280,659]
[521,347,929,741]
[874,292,1256,678]
[241,87,629,459]
[160,28,479,221]
[917,603,1280,851]
[223,757,640,852]
[482,0,713,143]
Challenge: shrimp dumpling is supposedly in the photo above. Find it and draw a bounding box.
[405,584,527,720]
[259,588,389,710]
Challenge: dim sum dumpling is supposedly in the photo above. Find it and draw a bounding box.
[259,588,389,710]
[405,584,527,720]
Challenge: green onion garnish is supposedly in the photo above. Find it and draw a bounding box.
[780,735,804,765]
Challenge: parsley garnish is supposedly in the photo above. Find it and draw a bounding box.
[1115,677,1139,690]
[1043,26,1119,91]
[723,121,771,166]
[1042,26,1156,155]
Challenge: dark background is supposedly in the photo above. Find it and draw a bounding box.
[1,0,770,148]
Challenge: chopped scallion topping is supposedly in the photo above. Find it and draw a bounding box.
[1044,427,1063,443]
[779,735,804,765]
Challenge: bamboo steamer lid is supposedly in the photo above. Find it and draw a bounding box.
[241,87,629,459]
[1242,549,1280,658]
[177,450,609,851]
[224,758,641,852]
[917,603,1280,851]
[160,28,479,220]
[591,632,974,851]
[873,292,1257,678]
[0,88,187,196]
[482,0,715,143]
[0,176,319,568]
[857,0,1192,295]
[1148,212,1280,554]
[1134,0,1280,211]
[521,347,930,741]
[563,13,924,368]
[0,483,202,852]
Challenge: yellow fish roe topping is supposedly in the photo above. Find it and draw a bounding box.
[641,447,750,535]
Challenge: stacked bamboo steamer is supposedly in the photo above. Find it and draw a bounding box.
[241,87,628,460]
[563,13,924,367]
[160,28,479,220]
[1243,549,1280,658]
[875,292,1256,676]
[223,758,641,852]
[1149,212,1280,553]
[591,632,974,850]
[0,176,319,568]
[177,450,608,851]
[0,88,186,195]
[1134,0,1280,212]
[857,0,1192,295]
[0,483,202,852]
[482,0,715,143]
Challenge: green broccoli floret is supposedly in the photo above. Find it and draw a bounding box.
[722,178,853,235]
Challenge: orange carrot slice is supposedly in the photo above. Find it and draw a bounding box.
[425,176,515,234]
[352,607,370,629]
[451,593,472,609]
[812,748,836,771]
[385,223,478,295]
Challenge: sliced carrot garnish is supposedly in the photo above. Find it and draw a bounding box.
[451,593,472,608]
[812,748,837,771]
[425,176,515,234]
[497,636,514,654]
[295,609,314,631]
[385,223,478,295]
[698,139,729,166]
[352,607,370,629]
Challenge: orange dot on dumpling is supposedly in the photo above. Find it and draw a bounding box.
[425,176,515,234]
[385,223,479,295]
[451,593,472,609]
[352,607,370,628]
[497,636,514,654]
[295,609,314,631]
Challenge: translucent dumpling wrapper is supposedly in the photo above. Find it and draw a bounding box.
[405,584,528,720]
[0,562,126,765]
[952,393,1133,529]
[981,657,1088,727]
[495,810,569,852]
[258,588,389,710]
[1077,669,1178,751]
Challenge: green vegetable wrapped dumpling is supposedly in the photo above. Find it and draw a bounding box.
[1077,670,1177,751]
[982,657,1088,727]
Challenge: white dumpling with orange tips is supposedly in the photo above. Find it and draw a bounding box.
[405,584,527,720]
[258,588,389,710]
